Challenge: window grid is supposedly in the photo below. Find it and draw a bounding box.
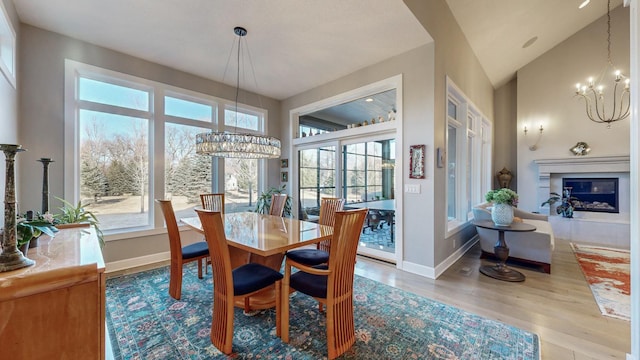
[446,79,492,233]
[66,61,268,235]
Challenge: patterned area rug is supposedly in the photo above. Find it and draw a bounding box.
[106,264,539,359]
[571,243,630,321]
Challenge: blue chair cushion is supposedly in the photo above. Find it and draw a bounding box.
[290,265,328,299]
[182,241,209,259]
[233,263,284,296]
[286,249,329,266]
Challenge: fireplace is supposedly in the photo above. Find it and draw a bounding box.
[562,177,619,213]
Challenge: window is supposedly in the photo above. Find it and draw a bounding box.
[343,140,392,203]
[77,77,152,231]
[0,1,15,88]
[446,78,492,233]
[299,146,337,217]
[65,60,270,236]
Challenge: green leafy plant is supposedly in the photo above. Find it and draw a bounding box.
[485,188,519,206]
[541,190,579,218]
[17,212,58,247]
[54,197,104,248]
[254,185,292,217]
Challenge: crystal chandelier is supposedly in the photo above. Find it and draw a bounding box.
[574,0,630,128]
[196,27,281,158]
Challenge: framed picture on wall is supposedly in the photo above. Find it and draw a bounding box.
[281,171,288,182]
[280,159,288,168]
[409,145,426,179]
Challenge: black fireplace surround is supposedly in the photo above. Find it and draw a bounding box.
[562,177,619,213]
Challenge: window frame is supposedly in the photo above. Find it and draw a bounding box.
[446,77,492,235]
[64,59,270,238]
[0,1,15,88]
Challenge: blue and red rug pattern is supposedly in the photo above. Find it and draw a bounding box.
[106,264,539,359]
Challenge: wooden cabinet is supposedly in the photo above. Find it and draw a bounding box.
[0,227,105,359]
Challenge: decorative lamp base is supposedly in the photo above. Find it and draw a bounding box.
[0,249,35,272]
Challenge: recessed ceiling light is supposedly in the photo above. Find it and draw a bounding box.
[522,36,538,49]
[365,98,373,102]
[579,0,590,9]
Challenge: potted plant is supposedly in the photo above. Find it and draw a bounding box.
[485,188,519,226]
[541,188,579,218]
[254,185,292,217]
[54,198,105,248]
[16,211,58,254]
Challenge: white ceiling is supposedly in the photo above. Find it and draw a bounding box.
[12,0,624,100]
[11,0,431,100]
[446,0,624,88]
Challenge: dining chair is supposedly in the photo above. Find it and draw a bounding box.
[200,193,225,213]
[156,199,209,300]
[286,197,345,266]
[282,208,367,360]
[199,193,225,273]
[195,209,283,355]
[269,193,288,217]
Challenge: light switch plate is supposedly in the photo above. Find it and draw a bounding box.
[405,184,421,194]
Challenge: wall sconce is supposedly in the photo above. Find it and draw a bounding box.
[524,125,544,151]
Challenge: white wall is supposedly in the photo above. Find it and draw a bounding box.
[281,0,495,273]
[517,5,630,212]
[403,0,495,268]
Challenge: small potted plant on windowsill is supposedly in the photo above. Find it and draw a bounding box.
[54,198,105,248]
[254,185,293,217]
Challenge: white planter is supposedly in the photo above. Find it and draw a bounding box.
[491,203,514,226]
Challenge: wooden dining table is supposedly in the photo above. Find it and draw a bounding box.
[181,211,333,310]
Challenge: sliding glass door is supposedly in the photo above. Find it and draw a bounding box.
[295,135,396,262]
[342,137,396,261]
[298,145,337,220]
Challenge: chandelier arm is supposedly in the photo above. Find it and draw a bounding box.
[590,88,606,122]
[580,95,599,123]
[620,92,631,119]
[611,82,620,121]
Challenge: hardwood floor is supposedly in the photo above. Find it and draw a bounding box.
[107,238,630,359]
[355,238,631,360]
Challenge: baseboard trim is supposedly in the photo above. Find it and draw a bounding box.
[434,236,479,279]
[106,252,170,274]
[401,260,436,279]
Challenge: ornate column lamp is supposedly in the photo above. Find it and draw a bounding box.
[37,158,54,213]
[0,144,34,272]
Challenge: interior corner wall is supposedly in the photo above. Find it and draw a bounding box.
[493,78,518,191]
[280,44,436,269]
[0,0,19,229]
[17,24,281,263]
[517,5,630,212]
[403,0,495,268]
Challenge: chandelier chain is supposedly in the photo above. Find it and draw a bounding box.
[607,0,613,66]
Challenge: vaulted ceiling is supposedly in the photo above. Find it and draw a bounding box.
[12,0,624,101]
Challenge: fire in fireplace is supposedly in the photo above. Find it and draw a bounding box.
[562,178,619,213]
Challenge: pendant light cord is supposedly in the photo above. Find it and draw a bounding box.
[607,0,613,67]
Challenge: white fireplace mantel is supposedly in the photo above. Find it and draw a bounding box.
[534,155,630,178]
[533,155,630,248]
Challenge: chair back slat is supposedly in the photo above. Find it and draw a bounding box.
[317,197,345,252]
[325,208,367,358]
[200,193,225,213]
[195,209,235,353]
[327,208,367,299]
[156,199,183,262]
[269,194,288,217]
